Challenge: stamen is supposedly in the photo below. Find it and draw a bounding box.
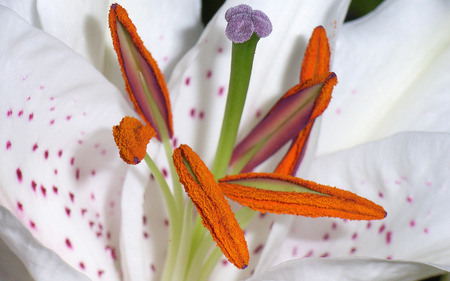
[172,145,249,269]
[219,173,387,220]
[225,4,272,43]
[109,4,173,140]
[113,116,155,164]
[275,26,332,175]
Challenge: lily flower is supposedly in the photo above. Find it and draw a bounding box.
[0,1,448,281]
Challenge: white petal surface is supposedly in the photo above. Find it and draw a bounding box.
[0,207,90,281]
[318,0,450,155]
[273,133,450,269]
[0,6,134,280]
[0,0,109,70]
[247,257,447,281]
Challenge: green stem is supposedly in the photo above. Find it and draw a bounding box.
[211,34,260,179]
[172,201,194,280]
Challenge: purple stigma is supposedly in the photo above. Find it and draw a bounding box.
[133,157,141,164]
[225,4,272,43]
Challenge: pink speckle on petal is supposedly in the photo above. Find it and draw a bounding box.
[332,222,337,230]
[97,270,104,278]
[44,150,49,159]
[29,221,36,229]
[218,47,223,53]
[31,181,37,192]
[218,86,225,96]
[40,85,45,90]
[81,209,87,216]
[162,168,168,178]
[32,143,38,151]
[426,181,432,187]
[292,246,298,257]
[76,169,80,180]
[66,115,72,121]
[199,111,204,119]
[320,252,330,258]
[207,70,212,78]
[28,113,34,121]
[69,192,75,203]
[18,110,23,117]
[65,207,71,217]
[323,233,330,241]
[50,119,55,125]
[304,250,314,258]
[53,186,58,194]
[7,109,12,117]
[185,77,191,86]
[79,262,85,270]
[65,238,73,249]
[367,222,372,229]
[407,196,413,203]
[40,185,47,197]
[335,108,341,115]
[253,244,264,255]
[424,228,429,234]
[70,157,75,165]
[410,220,416,227]
[16,168,23,183]
[17,202,23,212]
[352,232,358,240]
[151,264,156,272]
[190,108,196,118]
[386,231,392,244]
[379,224,386,234]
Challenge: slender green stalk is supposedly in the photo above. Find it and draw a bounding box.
[172,201,194,280]
[211,34,260,179]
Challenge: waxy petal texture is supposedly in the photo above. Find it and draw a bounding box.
[273,133,450,271]
[0,6,133,280]
[0,207,90,281]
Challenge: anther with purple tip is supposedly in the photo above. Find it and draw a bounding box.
[225,4,272,43]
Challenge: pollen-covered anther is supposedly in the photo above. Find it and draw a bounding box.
[173,144,249,269]
[113,116,156,165]
[225,4,272,43]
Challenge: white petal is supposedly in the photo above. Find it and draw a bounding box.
[247,257,447,281]
[169,0,350,166]
[318,0,450,155]
[274,133,450,267]
[0,6,134,280]
[103,0,203,90]
[0,207,90,281]
[0,0,110,70]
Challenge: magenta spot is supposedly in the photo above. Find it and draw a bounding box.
[255,109,261,118]
[70,157,75,165]
[335,108,341,115]
[50,106,55,111]
[410,220,416,227]
[352,232,358,240]
[292,246,298,256]
[98,223,103,231]
[29,220,36,229]
[379,224,386,234]
[89,221,95,228]
[162,168,168,178]
[44,150,49,159]
[407,196,413,203]
[58,150,63,157]
[50,119,55,125]
[304,250,314,258]
[218,47,223,53]
[332,222,337,230]
[31,181,37,192]
[143,232,149,239]
[253,244,264,255]
[164,219,169,226]
[163,56,169,62]
[207,70,212,78]
[66,115,72,121]
[378,191,384,198]
[40,85,45,90]
[424,228,429,234]
[96,231,102,238]
[366,222,372,229]
[107,232,111,240]
[320,252,329,258]
[53,186,58,194]
[185,77,191,86]
[18,110,23,117]
[91,170,96,176]
[81,209,87,216]
[323,233,330,241]
[426,181,432,187]
[395,180,401,185]
[386,256,392,260]
[143,216,147,225]
[65,207,71,217]
[32,143,38,151]
[259,212,267,218]
[91,193,95,201]
[172,137,178,148]
[190,108,196,117]
[79,262,86,270]
[218,86,225,96]
[151,264,156,272]
[54,169,58,175]
[26,96,31,101]
[40,185,47,197]
[76,168,80,180]
[97,270,104,278]
[65,238,73,249]
[199,111,205,119]
[22,75,28,81]
[78,140,83,145]
[350,247,357,254]
[16,168,23,183]
[17,202,23,211]
[69,192,75,203]
[386,231,392,244]
[7,109,12,117]
[28,113,34,121]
